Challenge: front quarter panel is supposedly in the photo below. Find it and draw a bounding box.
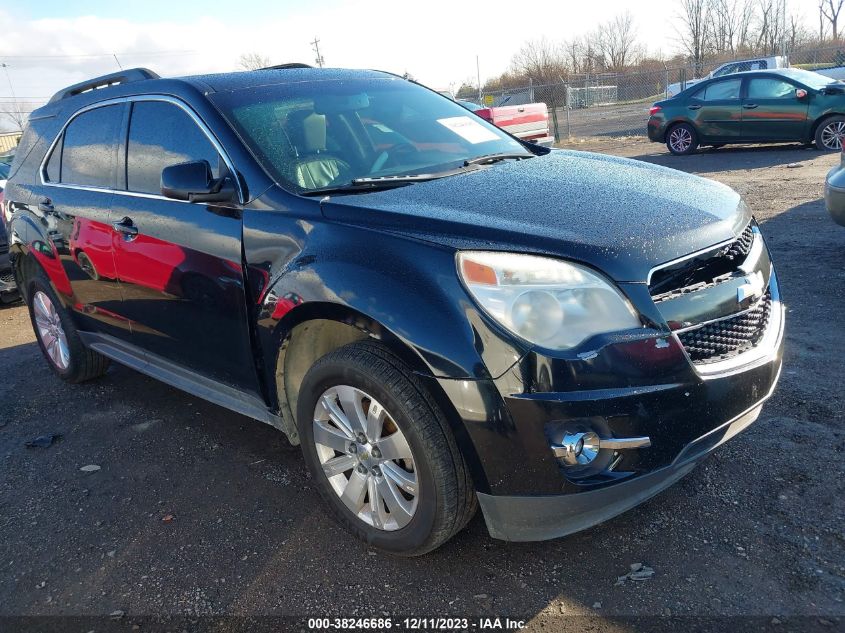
[243,188,528,388]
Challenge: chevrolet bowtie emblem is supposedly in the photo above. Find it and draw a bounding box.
[737,270,765,307]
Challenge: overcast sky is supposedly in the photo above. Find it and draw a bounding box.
[0,0,813,132]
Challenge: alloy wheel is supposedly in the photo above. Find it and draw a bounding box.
[821,121,845,150]
[313,385,418,531]
[669,127,693,153]
[32,291,70,371]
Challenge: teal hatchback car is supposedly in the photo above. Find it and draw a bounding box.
[648,68,845,155]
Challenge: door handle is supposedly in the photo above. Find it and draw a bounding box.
[38,198,54,213]
[112,216,139,237]
[743,103,759,109]
[688,104,702,111]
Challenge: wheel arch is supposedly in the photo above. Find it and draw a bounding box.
[810,112,845,144]
[268,304,489,492]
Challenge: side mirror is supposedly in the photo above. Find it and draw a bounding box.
[160,160,235,203]
[796,88,808,99]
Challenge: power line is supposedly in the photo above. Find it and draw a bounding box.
[0,50,198,60]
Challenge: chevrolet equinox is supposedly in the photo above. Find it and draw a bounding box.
[2,67,784,555]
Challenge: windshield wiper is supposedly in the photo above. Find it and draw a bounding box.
[301,171,461,197]
[463,153,534,167]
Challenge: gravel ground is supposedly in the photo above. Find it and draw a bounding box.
[1,138,843,632]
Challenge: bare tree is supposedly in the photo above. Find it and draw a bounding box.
[238,52,271,71]
[0,102,38,132]
[509,38,567,83]
[594,12,642,71]
[820,0,844,39]
[710,0,755,55]
[676,0,711,75]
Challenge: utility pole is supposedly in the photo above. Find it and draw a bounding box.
[311,37,325,68]
[476,55,482,103]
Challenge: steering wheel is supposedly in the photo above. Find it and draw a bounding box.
[370,143,419,172]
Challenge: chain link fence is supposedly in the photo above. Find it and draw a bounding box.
[472,45,845,142]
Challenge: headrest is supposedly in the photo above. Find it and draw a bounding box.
[286,109,326,154]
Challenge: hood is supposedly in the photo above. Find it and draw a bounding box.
[320,150,748,282]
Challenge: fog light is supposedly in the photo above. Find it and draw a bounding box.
[557,431,600,466]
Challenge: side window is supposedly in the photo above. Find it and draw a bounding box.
[702,79,742,101]
[59,104,123,188]
[126,101,221,195]
[44,135,63,182]
[747,78,795,99]
[713,63,736,78]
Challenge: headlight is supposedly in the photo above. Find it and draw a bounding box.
[457,251,641,350]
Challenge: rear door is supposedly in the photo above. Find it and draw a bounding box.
[741,76,809,141]
[38,103,130,338]
[110,98,257,393]
[687,78,743,141]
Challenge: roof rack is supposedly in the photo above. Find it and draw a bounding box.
[259,63,313,70]
[48,68,160,104]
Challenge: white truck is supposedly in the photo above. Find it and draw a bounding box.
[666,55,845,97]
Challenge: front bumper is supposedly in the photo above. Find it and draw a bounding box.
[825,165,845,226]
[477,401,765,541]
[432,274,784,541]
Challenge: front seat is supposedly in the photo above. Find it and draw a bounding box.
[287,111,351,189]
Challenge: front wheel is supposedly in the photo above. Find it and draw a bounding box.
[815,116,845,151]
[296,340,476,556]
[666,123,699,155]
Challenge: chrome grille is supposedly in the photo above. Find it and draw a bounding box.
[678,291,772,363]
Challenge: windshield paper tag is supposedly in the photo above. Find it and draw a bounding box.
[436,116,500,144]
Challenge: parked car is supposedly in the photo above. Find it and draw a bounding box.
[0,186,19,303]
[666,56,788,97]
[6,66,783,554]
[649,68,845,155]
[0,162,9,189]
[666,55,845,98]
[825,143,845,226]
[460,100,554,147]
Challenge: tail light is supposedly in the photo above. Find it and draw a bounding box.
[649,105,662,116]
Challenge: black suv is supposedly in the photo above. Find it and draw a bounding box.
[3,67,784,555]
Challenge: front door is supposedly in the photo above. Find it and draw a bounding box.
[688,78,743,141]
[741,76,810,141]
[110,99,258,394]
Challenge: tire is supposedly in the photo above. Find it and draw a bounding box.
[296,339,476,556]
[26,272,110,383]
[666,123,699,155]
[76,251,99,281]
[815,116,845,151]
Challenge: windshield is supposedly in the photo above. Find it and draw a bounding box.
[781,68,839,89]
[210,77,530,193]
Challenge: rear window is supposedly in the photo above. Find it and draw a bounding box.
[49,104,123,188]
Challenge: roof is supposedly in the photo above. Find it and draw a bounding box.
[30,66,395,123]
[179,67,390,93]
